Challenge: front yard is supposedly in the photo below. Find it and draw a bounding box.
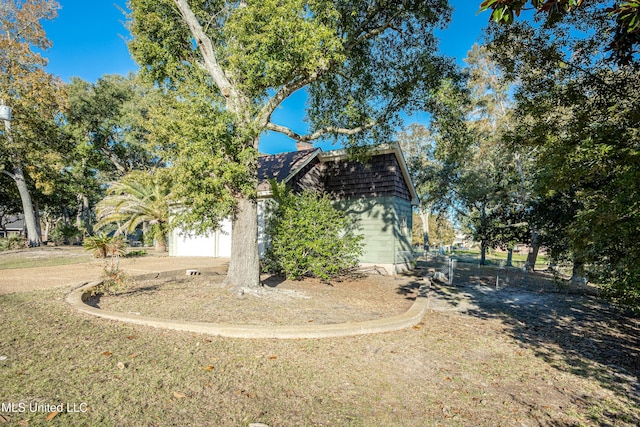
[0,250,638,426]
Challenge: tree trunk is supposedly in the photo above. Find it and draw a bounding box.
[571,258,587,284]
[525,229,539,271]
[4,119,41,246]
[480,205,487,265]
[419,208,429,252]
[154,236,167,253]
[506,248,513,267]
[33,199,43,242]
[480,240,487,265]
[82,193,92,235]
[43,219,51,243]
[6,165,41,246]
[76,193,83,230]
[225,196,260,289]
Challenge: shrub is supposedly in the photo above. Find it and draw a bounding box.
[50,223,83,245]
[0,235,27,251]
[83,234,127,258]
[93,265,132,296]
[263,182,363,280]
[84,234,133,295]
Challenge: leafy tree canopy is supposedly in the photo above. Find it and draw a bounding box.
[128,0,460,287]
[478,0,640,65]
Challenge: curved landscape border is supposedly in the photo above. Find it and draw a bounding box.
[65,269,430,339]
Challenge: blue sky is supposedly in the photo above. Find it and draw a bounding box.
[42,1,489,154]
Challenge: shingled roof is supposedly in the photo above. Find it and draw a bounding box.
[257,148,320,193]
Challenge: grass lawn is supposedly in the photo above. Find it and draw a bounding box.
[0,246,93,269]
[0,246,151,270]
[451,248,550,269]
[0,258,638,426]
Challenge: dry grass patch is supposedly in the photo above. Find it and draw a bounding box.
[93,273,417,325]
[0,259,638,426]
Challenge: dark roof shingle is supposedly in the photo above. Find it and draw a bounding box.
[257,149,319,192]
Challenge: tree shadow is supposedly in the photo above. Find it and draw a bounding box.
[419,259,640,423]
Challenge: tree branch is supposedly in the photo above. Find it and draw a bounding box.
[344,4,406,51]
[1,169,15,180]
[258,66,332,127]
[172,0,246,116]
[265,120,378,143]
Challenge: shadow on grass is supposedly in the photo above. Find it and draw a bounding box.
[418,259,640,424]
[84,284,163,308]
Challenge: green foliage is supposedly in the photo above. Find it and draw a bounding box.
[478,0,639,65]
[126,249,147,257]
[127,0,459,239]
[50,223,83,245]
[483,2,640,308]
[0,235,27,251]
[263,182,363,280]
[93,265,132,296]
[95,170,171,252]
[1,0,70,247]
[146,84,253,234]
[66,74,164,178]
[83,233,127,259]
[412,213,455,248]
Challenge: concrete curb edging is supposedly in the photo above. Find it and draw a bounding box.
[65,273,430,339]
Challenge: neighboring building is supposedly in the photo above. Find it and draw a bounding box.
[170,143,419,274]
[0,215,25,238]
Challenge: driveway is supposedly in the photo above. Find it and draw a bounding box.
[0,251,228,294]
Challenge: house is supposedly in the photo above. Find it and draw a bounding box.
[169,143,419,274]
[0,215,25,238]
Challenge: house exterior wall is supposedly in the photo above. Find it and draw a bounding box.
[332,196,413,274]
[321,153,412,201]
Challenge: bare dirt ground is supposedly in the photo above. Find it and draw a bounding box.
[94,272,417,325]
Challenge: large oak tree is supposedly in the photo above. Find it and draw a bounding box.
[128,0,458,288]
[0,0,67,246]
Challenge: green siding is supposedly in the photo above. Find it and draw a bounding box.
[333,197,413,269]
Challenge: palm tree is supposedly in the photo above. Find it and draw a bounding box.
[95,171,171,252]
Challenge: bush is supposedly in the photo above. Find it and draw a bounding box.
[83,234,127,258]
[263,182,363,280]
[93,265,132,296]
[0,235,27,251]
[50,223,83,245]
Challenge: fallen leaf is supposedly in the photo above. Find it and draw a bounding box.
[268,356,277,360]
[173,391,186,399]
[45,411,59,421]
[126,335,135,340]
[17,420,29,426]
[204,365,214,371]
[129,353,138,359]
[307,319,313,323]
[102,351,112,357]
[412,326,421,330]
